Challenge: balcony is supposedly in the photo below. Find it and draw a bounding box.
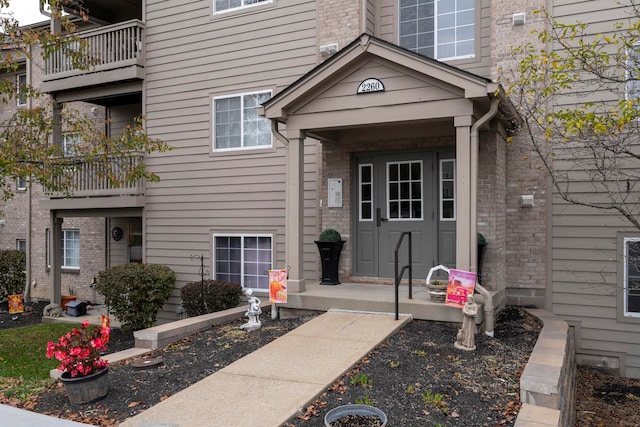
[41,20,144,95]
[41,153,146,211]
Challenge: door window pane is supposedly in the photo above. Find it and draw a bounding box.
[359,164,373,221]
[440,159,456,220]
[387,161,423,220]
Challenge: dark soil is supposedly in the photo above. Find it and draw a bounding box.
[1,301,640,426]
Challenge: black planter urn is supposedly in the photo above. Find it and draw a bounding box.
[315,240,345,285]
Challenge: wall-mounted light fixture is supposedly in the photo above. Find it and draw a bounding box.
[521,195,534,208]
[319,43,339,58]
[513,12,526,26]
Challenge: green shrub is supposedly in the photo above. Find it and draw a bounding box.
[95,263,175,333]
[181,280,242,317]
[0,250,26,299]
[318,229,342,242]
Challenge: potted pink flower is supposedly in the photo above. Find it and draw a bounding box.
[46,320,111,403]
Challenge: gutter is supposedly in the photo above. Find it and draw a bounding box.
[470,96,499,337]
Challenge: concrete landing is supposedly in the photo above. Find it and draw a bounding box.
[120,310,411,427]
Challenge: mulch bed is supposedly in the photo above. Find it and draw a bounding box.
[1,300,640,426]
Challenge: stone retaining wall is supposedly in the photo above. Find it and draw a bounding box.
[514,309,576,427]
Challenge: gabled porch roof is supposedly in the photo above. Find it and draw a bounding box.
[260,33,519,295]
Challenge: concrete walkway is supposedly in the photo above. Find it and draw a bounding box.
[121,310,411,427]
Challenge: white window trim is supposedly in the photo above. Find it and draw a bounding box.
[623,237,640,317]
[440,159,456,221]
[212,90,273,152]
[399,0,475,61]
[386,160,424,222]
[16,73,27,107]
[212,233,273,290]
[359,163,374,222]
[213,0,273,15]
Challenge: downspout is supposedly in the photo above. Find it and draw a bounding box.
[272,120,289,147]
[470,96,499,337]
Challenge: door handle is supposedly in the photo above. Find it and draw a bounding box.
[376,208,388,227]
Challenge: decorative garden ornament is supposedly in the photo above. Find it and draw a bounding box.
[455,296,478,351]
[241,288,262,330]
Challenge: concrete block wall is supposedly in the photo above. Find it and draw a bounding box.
[516,309,576,427]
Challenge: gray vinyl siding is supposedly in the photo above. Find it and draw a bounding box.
[550,0,640,377]
[364,0,376,34]
[143,0,319,318]
[376,0,491,79]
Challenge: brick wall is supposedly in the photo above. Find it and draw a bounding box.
[1,44,108,305]
[491,0,549,307]
[317,0,361,54]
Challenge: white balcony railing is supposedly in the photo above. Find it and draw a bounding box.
[44,20,144,79]
[46,153,146,198]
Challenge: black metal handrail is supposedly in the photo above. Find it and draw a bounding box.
[394,231,412,320]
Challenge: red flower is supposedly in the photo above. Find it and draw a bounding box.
[46,320,111,377]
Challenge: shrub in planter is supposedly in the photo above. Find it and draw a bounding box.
[181,280,242,317]
[0,249,26,299]
[95,263,176,333]
[315,229,345,285]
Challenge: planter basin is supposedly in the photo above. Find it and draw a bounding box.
[324,404,387,426]
[61,367,109,404]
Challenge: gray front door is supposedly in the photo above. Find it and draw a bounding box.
[354,151,438,280]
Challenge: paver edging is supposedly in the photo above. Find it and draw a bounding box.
[514,309,576,427]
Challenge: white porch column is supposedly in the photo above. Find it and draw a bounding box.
[285,129,306,293]
[50,212,63,306]
[455,116,472,271]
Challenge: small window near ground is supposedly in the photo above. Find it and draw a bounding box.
[213,91,272,151]
[624,237,640,317]
[213,234,272,290]
[16,239,26,253]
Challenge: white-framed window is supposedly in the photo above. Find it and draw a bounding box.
[387,161,423,220]
[46,229,81,269]
[440,159,456,220]
[16,239,26,253]
[16,73,27,106]
[17,176,27,191]
[214,0,271,14]
[213,234,272,290]
[62,133,80,157]
[399,0,475,61]
[213,91,272,151]
[359,164,374,221]
[623,237,640,317]
[626,43,640,100]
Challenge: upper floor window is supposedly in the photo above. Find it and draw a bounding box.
[214,0,271,14]
[62,133,80,157]
[624,237,640,317]
[213,91,272,151]
[17,176,27,191]
[626,44,640,99]
[16,73,27,106]
[399,0,475,61]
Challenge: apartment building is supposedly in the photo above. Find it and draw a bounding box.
[3,0,638,378]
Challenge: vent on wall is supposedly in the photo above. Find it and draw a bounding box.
[319,43,339,58]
